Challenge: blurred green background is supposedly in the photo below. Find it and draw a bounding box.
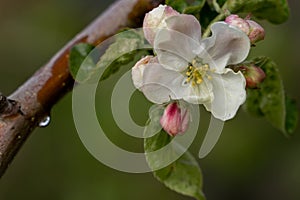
[0,0,299,199]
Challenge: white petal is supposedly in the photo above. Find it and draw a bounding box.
[200,22,250,73]
[143,5,179,45]
[131,56,156,90]
[165,15,202,42]
[210,69,246,121]
[140,63,190,104]
[183,79,213,104]
[154,15,201,72]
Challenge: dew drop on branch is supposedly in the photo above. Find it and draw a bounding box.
[38,116,51,127]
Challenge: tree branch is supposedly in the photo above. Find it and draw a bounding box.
[0,0,164,177]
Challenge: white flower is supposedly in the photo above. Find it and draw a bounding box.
[143,5,179,45]
[133,14,250,121]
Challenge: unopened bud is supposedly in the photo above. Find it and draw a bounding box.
[143,5,179,45]
[225,14,250,35]
[240,65,266,88]
[160,102,189,136]
[225,15,265,44]
[246,20,265,44]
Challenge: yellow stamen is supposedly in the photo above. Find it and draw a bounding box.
[184,58,213,86]
[196,79,203,84]
[186,71,192,76]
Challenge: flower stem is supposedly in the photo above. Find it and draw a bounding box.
[202,3,229,38]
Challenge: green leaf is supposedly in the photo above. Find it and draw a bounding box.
[244,88,264,117]
[144,129,172,153]
[144,104,165,138]
[226,0,290,24]
[199,2,220,29]
[285,96,298,135]
[69,43,95,81]
[166,0,206,16]
[69,30,149,83]
[145,131,205,200]
[244,57,298,136]
[166,0,187,13]
[217,0,227,6]
[144,106,205,200]
[154,151,205,200]
[98,29,148,81]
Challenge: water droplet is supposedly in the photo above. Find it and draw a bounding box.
[39,116,51,127]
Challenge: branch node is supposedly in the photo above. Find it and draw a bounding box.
[0,93,23,119]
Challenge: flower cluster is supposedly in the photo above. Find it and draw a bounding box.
[132,5,265,136]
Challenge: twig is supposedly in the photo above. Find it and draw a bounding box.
[202,3,229,38]
[0,0,164,177]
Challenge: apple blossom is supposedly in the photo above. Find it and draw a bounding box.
[133,9,251,121]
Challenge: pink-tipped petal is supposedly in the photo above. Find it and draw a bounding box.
[143,5,179,45]
[225,14,250,35]
[200,22,250,73]
[160,102,189,136]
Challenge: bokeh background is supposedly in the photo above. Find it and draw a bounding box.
[0,0,299,199]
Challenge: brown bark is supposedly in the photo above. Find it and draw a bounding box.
[0,0,164,177]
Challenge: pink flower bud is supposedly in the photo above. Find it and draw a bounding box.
[240,65,266,88]
[246,20,265,44]
[160,102,189,136]
[225,15,265,44]
[143,5,179,45]
[225,14,250,35]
